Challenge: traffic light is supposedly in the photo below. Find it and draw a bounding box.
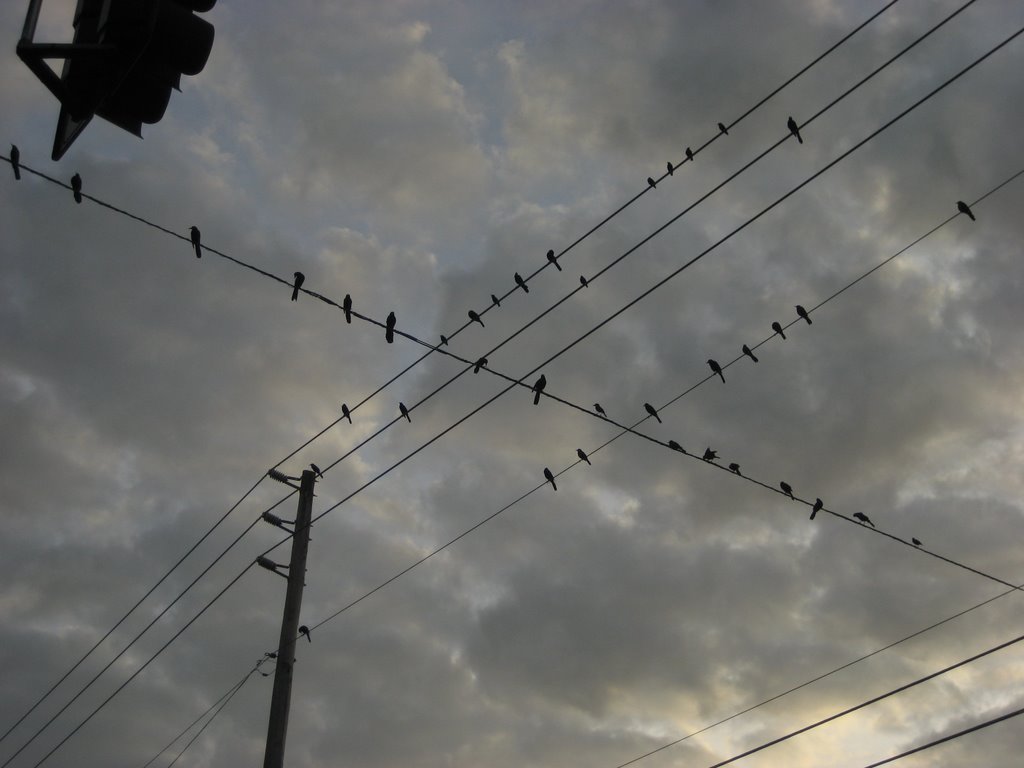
[17,0,216,160]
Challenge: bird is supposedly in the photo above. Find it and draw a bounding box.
[796,305,812,324]
[718,122,729,136]
[531,374,546,405]
[576,448,591,465]
[473,357,487,373]
[341,403,352,424]
[644,402,662,424]
[912,537,922,546]
[343,294,352,323]
[742,344,759,363]
[772,321,787,340]
[468,309,484,327]
[780,481,794,499]
[514,272,529,293]
[9,144,20,180]
[702,447,718,461]
[707,359,725,383]
[728,462,741,475]
[666,161,674,176]
[291,271,305,301]
[957,200,976,221]
[685,147,694,162]
[810,498,823,520]
[787,116,803,144]
[310,463,324,479]
[579,275,589,288]
[385,311,397,343]
[647,176,657,189]
[71,172,82,203]
[399,402,411,422]
[439,335,448,346]
[491,293,501,308]
[547,248,562,271]
[189,226,202,258]
[298,625,311,643]
[543,467,557,491]
[594,403,607,417]
[853,512,875,527]
[669,440,685,453]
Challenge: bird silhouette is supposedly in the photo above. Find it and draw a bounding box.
[707,359,725,383]
[703,447,718,461]
[579,275,589,287]
[399,402,411,422]
[853,512,875,527]
[473,357,487,373]
[385,311,396,343]
[514,272,529,293]
[310,463,324,479]
[669,440,685,453]
[543,467,557,491]
[71,172,82,203]
[291,271,305,301]
[299,625,311,643]
[643,402,662,423]
[796,305,812,324]
[594,403,607,417]
[576,448,591,465]
[780,481,794,499]
[468,309,484,327]
[685,147,694,161]
[718,122,729,136]
[531,374,546,405]
[787,116,803,144]
[9,144,20,180]
[547,249,562,271]
[810,498,823,520]
[491,293,501,308]
[772,321,786,340]
[343,294,352,323]
[728,462,741,475]
[956,200,976,221]
[742,344,759,363]
[439,334,448,346]
[666,161,674,176]
[912,537,922,546]
[647,176,657,189]
[341,403,352,424]
[189,226,202,258]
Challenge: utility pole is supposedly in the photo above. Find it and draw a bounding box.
[262,468,315,768]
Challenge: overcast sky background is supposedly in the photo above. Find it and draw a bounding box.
[3,1,1024,766]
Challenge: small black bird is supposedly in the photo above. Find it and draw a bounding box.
[912,537,922,546]
[399,402,411,422]
[71,172,82,203]
[594,403,607,417]
[189,225,202,258]
[343,294,352,323]
[299,625,311,643]
[515,272,530,293]
[772,321,786,340]
[543,467,557,491]
[579,275,589,287]
[341,403,352,424]
[291,271,305,301]
[531,374,547,405]
[310,463,324,479]
[644,402,662,424]
[9,144,20,180]
[796,305,812,324]
[547,249,562,271]
[853,512,875,527]
[728,462,741,475]
[468,309,485,327]
[702,447,718,461]
[666,161,674,176]
[647,176,657,189]
[742,344,759,363]
[439,335,448,346]
[473,357,487,373]
[707,359,725,383]
[810,498,823,520]
[787,116,803,144]
[780,481,794,499]
[718,122,729,136]
[576,448,591,465]
[669,440,685,453]
[957,200,976,221]
[491,293,501,308]
[685,147,694,162]
[385,311,397,343]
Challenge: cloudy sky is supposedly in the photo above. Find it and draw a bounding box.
[3,0,1024,766]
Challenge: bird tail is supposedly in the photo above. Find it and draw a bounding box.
[386,329,394,343]
[654,413,662,424]
[74,191,82,203]
[534,391,541,405]
[12,167,20,181]
[194,244,201,258]
[717,371,725,383]
[291,288,299,301]
[796,133,803,144]
[967,211,976,221]
[551,479,557,491]
[751,353,759,363]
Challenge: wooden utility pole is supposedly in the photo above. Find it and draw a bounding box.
[262,468,315,768]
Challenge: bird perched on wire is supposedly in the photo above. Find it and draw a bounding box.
[647,176,657,190]
[531,374,547,405]
[771,321,786,340]
[669,440,685,453]
[579,275,589,288]
[707,359,725,383]
[956,200,976,221]
[490,293,501,308]
[780,481,795,499]
[666,161,674,176]
[795,305,812,324]
[514,272,529,293]
[543,467,557,491]
[685,147,694,162]
[728,462,741,475]
[299,625,312,643]
[742,344,759,363]
[594,403,607,417]
[912,537,922,546]
[853,512,875,527]
[439,334,448,346]
[810,498,823,520]
[291,272,305,301]
[644,402,662,423]
[341,403,352,424]
[576,448,591,466]
[189,225,202,258]
[468,309,484,327]
[399,402,411,422]
[343,294,352,323]
[787,116,803,144]
[9,144,20,180]
[385,311,397,343]
[717,122,729,136]
[702,447,718,461]
[71,172,83,203]
[310,463,324,479]
[547,249,562,271]
[473,357,487,373]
